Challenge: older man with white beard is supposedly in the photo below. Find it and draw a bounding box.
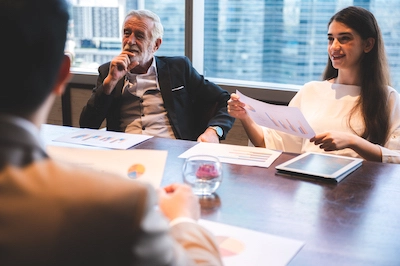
[80,9,234,143]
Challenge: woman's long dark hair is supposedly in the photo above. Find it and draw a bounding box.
[322,6,391,145]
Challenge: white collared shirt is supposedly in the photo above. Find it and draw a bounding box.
[120,57,176,139]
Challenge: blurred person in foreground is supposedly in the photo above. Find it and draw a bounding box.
[80,9,234,143]
[228,6,400,163]
[0,0,222,265]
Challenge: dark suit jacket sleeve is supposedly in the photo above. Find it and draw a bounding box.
[133,184,222,266]
[184,57,234,140]
[157,56,235,140]
[79,63,121,130]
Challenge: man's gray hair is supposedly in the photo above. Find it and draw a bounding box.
[125,9,164,40]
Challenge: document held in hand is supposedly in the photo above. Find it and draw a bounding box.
[236,90,315,138]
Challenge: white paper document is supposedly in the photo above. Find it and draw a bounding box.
[199,220,304,266]
[51,128,152,150]
[40,124,86,148]
[46,146,167,188]
[178,142,281,168]
[237,90,315,138]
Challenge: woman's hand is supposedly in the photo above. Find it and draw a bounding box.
[227,92,266,147]
[310,131,355,151]
[227,93,248,120]
[311,131,382,162]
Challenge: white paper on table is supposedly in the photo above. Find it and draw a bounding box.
[51,128,152,150]
[46,146,167,188]
[236,90,315,139]
[178,142,281,168]
[40,124,86,148]
[199,219,304,266]
[40,124,110,149]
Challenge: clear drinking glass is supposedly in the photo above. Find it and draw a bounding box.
[182,155,222,196]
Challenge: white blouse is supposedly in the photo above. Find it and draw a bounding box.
[262,80,400,163]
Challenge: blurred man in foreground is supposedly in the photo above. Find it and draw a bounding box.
[0,0,222,265]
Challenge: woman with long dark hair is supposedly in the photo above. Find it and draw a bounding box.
[228,6,400,163]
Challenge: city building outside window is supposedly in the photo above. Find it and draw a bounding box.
[66,0,400,92]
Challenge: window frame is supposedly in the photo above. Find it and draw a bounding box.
[69,0,299,104]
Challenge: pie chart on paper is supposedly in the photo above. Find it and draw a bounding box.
[127,164,145,179]
[216,236,245,257]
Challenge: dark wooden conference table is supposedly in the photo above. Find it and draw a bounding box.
[132,136,399,266]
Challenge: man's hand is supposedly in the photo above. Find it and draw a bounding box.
[197,127,220,143]
[158,183,200,221]
[102,51,139,95]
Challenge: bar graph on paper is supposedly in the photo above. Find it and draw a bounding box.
[265,112,310,136]
[179,142,282,168]
[236,90,315,138]
[52,128,153,150]
[219,149,275,163]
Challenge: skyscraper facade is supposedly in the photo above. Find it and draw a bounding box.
[204,0,400,88]
[67,0,400,90]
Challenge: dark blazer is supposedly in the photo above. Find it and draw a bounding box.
[79,56,234,141]
[0,117,223,266]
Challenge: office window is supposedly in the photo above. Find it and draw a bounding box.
[66,0,400,92]
[204,0,400,90]
[66,0,185,69]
